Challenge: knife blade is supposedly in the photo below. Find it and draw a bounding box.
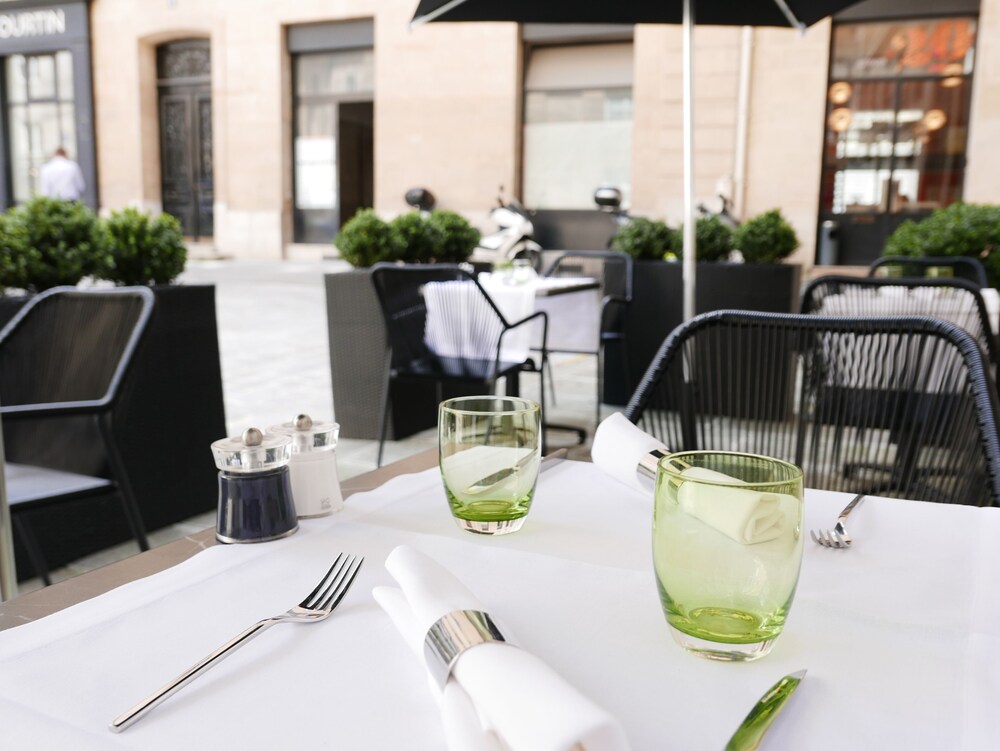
[724,669,806,751]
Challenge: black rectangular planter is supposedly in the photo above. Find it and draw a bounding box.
[1,284,227,580]
[614,261,802,406]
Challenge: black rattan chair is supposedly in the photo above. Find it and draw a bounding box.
[543,250,633,424]
[1,286,155,584]
[801,275,999,371]
[868,256,989,288]
[624,311,1000,506]
[370,263,548,466]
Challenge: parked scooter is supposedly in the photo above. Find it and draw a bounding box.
[471,187,542,268]
[594,184,632,248]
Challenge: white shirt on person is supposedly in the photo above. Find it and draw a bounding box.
[40,155,85,201]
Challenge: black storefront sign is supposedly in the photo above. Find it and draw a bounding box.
[0,0,96,209]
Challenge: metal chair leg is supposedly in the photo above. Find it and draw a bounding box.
[376,350,393,468]
[98,415,149,551]
[13,515,51,587]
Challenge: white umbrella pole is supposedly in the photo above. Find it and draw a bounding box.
[682,0,696,321]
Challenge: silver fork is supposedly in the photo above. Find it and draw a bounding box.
[810,494,866,549]
[110,553,364,733]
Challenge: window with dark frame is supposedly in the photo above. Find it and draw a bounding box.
[819,17,976,218]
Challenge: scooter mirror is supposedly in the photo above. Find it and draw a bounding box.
[404,187,436,211]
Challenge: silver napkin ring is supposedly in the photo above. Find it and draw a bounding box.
[424,609,516,689]
[638,448,669,480]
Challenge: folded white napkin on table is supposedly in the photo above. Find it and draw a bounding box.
[590,413,785,544]
[373,545,631,751]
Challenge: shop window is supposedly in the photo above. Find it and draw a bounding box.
[5,51,77,203]
[523,43,633,210]
[820,18,975,217]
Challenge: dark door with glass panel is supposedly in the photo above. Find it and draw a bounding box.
[157,40,213,239]
[818,18,976,266]
[293,48,374,244]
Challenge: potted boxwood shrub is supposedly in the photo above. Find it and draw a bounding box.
[609,208,802,406]
[883,202,1000,287]
[326,208,482,439]
[0,204,225,578]
[99,207,187,286]
[0,196,106,292]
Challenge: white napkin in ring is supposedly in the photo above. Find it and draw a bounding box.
[591,414,786,544]
[590,412,666,496]
[373,545,631,751]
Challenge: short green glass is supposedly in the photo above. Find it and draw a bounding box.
[438,396,541,535]
[653,451,804,662]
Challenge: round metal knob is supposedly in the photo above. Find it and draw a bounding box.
[294,414,313,431]
[241,427,264,447]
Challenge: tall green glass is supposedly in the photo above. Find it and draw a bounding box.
[653,451,804,661]
[438,396,541,535]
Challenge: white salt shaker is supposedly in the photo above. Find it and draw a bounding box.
[268,414,343,518]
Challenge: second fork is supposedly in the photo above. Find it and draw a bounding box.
[811,493,866,549]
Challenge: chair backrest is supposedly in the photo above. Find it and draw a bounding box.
[543,250,633,333]
[868,256,989,288]
[624,310,1000,506]
[370,263,514,367]
[801,275,999,368]
[0,287,155,410]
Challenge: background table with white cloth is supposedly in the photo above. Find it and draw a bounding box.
[0,458,998,749]
[426,274,600,363]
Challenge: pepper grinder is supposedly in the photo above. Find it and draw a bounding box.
[269,414,343,518]
[210,427,299,543]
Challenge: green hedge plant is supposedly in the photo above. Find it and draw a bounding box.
[334,209,404,267]
[611,217,679,261]
[734,209,799,264]
[884,202,1000,287]
[391,212,445,263]
[692,215,734,262]
[100,208,187,286]
[428,210,480,263]
[4,197,106,291]
[0,211,38,292]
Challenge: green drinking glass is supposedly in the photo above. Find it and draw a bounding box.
[653,451,804,662]
[438,396,541,535]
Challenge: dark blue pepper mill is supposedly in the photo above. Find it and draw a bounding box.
[211,427,299,544]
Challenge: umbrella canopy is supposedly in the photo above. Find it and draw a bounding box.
[411,0,862,320]
[412,0,850,29]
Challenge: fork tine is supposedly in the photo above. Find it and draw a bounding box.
[299,554,346,610]
[318,556,364,612]
[809,530,822,545]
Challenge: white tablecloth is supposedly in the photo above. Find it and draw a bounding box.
[1,461,999,749]
[426,275,600,363]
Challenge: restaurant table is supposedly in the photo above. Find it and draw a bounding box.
[1,450,998,750]
[425,274,600,363]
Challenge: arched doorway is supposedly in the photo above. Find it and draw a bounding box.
[157,39,213,239]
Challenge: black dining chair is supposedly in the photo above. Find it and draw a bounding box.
[1,286,156,584]
[624,310,1000,506]
[370,263,549,467]
[801,275,999,371]
[868,256,989,288]
[543,250,634,425]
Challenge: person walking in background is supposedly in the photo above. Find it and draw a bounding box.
[39,146,85,201]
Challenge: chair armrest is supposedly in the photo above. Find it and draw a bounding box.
[1,399,109,418]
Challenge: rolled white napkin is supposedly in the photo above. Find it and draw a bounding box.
[373,545,631,751]
[676,467,785,545]
[591,414,786,544]
[590,412,667,495]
